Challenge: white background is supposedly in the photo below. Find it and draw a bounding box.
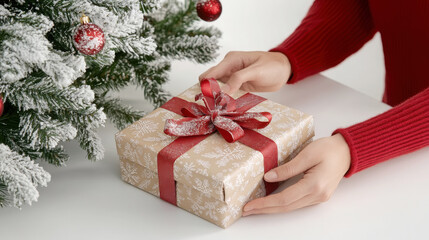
[165,0,385,100]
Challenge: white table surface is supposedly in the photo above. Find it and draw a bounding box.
[1,74,428,240]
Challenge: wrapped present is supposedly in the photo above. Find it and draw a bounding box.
[115,79,314,228]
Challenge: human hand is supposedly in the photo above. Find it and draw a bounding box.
[242,134,351,216]
[199,51,291,94]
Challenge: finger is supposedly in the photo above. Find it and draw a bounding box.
[198,52,244,81]
[242,194,317,216]
[199,66,217,81]
[223,66,259,94]
[243,178,311,211]
[264,149,316,182]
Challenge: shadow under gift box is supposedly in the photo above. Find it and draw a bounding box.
[115,82,314,228]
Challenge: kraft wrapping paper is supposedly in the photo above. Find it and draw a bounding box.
[115,82,314,228]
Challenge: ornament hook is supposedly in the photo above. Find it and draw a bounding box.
[80,12,90,24]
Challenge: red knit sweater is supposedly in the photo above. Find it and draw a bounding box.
[270,0,429,177]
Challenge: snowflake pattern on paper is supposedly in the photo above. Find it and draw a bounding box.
[115,82,314,228]
[115,131,127,148]
[122,141,142,163]
[129,118,159,138]
[120,161,140,185]
[202,143,245,168]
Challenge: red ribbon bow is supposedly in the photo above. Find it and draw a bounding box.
[158,78,279,205]
[164,78,272,143]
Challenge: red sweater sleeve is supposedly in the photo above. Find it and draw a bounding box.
[334,87,429,177]
[270,0,377,83]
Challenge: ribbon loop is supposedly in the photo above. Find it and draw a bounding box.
[181,102,208,117]
[164,78,272,143]
[164,116,215,137]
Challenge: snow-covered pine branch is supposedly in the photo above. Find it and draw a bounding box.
[19,111,77,150]
[140,0,162,14]
[34,0,157,61]
[110,35,156,58]
[83,54,169,93]
[148,0,220,63]
[0,73,95,113]
[158,35,219,63]
[132,58,171,106]
[77,127,104,162]
[0,120,70,166]
[0,0,220,209]
[0,144,51,208]
[54,105,106,161]
[94,95,144,130]
[0,8,86,87]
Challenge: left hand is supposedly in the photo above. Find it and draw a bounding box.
[242,134,351,216]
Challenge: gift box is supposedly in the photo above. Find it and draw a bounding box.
[115,79,314,228]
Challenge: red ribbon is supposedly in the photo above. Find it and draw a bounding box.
[158,78,278,205]
[164,78,272,143]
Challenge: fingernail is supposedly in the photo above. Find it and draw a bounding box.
[264,171,277,181]
[221,84,230,94]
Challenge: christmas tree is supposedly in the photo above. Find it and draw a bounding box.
[0,0,220,208]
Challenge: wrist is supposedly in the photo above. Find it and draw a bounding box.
[332,133,352,175]
[270,52,292,82]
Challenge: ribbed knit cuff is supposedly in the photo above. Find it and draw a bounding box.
[333,87,429,177]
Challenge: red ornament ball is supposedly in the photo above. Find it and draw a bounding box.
[196,0,222,22]
[0,96,4,117]
[73,23,105,55]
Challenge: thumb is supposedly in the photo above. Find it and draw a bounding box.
[264,151,315,182]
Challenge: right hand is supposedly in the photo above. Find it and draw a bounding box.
[199,51,292,94]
